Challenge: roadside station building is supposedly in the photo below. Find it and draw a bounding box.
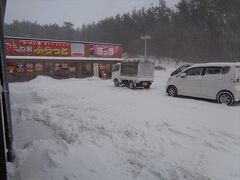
[5,37,123,82]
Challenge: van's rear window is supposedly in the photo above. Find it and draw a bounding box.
[236,66,240,73]
[222,66,230,74]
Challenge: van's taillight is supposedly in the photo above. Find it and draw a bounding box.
[232,78,240,84]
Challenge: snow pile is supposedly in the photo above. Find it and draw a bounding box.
[8,69,240,180]
[10,140,124,180]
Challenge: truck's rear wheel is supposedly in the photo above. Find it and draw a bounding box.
[114,79,119,87]
[129,82,135,89]
[144,85,150,89]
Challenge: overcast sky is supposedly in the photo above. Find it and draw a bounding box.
[5,0,179,28]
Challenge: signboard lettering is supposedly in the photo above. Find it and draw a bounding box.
[5,39,70,56]
[5,38,122,59]
[93,45,121,58]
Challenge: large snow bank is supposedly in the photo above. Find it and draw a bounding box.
[8,69,240,180]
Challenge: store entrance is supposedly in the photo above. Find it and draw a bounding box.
[99,62,112,79]
[46,62,77,79]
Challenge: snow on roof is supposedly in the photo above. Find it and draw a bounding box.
[4,36,122,46]
[6,56,123,62]
[122,58,154,63]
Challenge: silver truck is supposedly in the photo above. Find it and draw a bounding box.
[112,60,154,89]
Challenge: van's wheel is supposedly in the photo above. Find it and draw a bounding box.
[217,92,234,106]
[114,79,119,87]
[129,82,135,89]
[167,86,178,97]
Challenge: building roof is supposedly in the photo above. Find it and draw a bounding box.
[4,36,122,46]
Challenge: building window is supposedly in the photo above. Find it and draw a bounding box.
[35,63,43,72]
[26,63,34,73]
[16,63,25,73]
[79,62,92,76]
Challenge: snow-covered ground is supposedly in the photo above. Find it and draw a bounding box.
[8,68,240,180]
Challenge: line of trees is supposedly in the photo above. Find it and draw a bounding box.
[4,0,240,62]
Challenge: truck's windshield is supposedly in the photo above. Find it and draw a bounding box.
[113,64,120,71]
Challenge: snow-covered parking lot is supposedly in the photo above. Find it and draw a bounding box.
[8,69,240,180]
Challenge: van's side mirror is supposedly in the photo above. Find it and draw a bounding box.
[180,73,187,78]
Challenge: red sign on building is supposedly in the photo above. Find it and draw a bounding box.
[93,44,122,58]
[5,38,123,59]
[86,44,122,58]
[5,39,71,56]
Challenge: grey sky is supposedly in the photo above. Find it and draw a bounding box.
[5,0,179,28]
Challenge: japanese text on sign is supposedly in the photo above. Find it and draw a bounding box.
[5,39,70,56]
[93,45,121,58]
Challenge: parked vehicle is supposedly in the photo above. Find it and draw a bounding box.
[155,65,166,71]
[112,60,154,89]
[166,62,240,105]
[171,64,192,76]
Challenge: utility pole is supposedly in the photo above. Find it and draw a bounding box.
[1,0,14,165]
[159,0,165,8]
[140,35,151,60]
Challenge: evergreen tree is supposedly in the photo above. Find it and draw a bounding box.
[4,0,240,62]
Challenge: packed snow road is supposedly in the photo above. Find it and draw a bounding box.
[8,70,240,180]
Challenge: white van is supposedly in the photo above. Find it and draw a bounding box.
[166,62,240,105]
